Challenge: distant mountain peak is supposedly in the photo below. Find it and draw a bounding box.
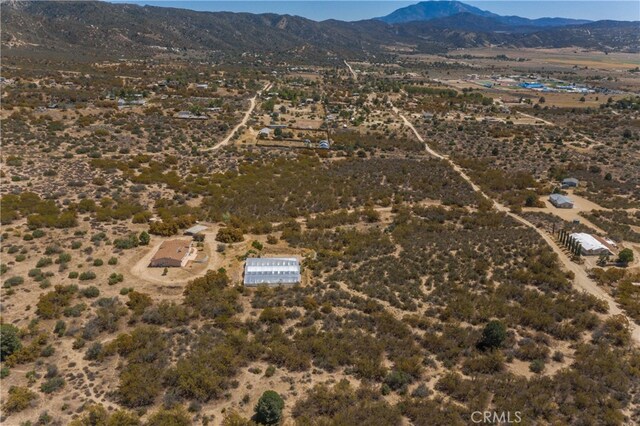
[377,1,591,28]
[377,1,496,24]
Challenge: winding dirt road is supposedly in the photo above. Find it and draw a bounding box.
[204,82,272,152]
[394,108,640,345]
[344,60,358,80]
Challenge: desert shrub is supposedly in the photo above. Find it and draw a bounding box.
[40,376,65,394]
[149,221,179,237]
[41,345,55,357]
[145,406,190,426]
[216,227,244,243]
[384,370,413,393]
[85,342,103,361]
[37,285,78,319]
[126,291,153,316]
[68,404,140,426]
[529,359,545,374]
[80,286,100,298]
[64,303,87,318]
[183,269,240,320]
[2,386,37,414]
[109,273,124,285]
[54,320,66,337]
[140,301,190,326]
[3,276,24,288]
[36,257,53,268]
[112,326,168,407]
[113,234,139,249]
[293,380,401,425]
[79,271,96,281]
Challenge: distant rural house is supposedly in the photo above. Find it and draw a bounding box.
[258,128,272,137]
[118,98,146,109]
[149,240,194,267]
[176,111,208,120]
[184,224,208,236]
[195,83,209,89]
[423,112,434,120]
[318,140,330,149]
[549,194,574,209]
[562,178,579,188]
[268,124,288,129]
[569,233,615,256]
[244,257,301,286]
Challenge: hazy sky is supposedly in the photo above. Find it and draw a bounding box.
[109,0,640,21]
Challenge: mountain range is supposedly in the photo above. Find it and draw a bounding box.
[2,0,638,61]
[376,1,591,28]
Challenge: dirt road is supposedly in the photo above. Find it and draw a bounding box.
[395,108,640,345]
[205,82,272,152]
[344,60,357,80]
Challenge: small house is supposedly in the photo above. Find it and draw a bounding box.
[549,194,574,209]
[561,178,579,188]
[149,240,194,268]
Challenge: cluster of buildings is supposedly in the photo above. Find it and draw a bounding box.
[148,223,302,286]
[549,178,580,209]
[518,81,593,94]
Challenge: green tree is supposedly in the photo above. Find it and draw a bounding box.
[139,231,150,246]
[254,390,284,425]
[618,248,634,266]
[477,320,507,350]
[0,324,22,361]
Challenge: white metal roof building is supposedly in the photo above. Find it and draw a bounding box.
[569,233,614,256]
[244,257,301,286]
[184,224,208,235]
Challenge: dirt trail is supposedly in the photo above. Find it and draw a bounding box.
[204,82,272,152]
[395,108,640,345]
[344,60,358,80]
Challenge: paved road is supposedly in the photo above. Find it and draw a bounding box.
[395,108,640,345]
[204,82,272,152]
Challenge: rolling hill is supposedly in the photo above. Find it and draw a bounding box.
[1,0,638,61]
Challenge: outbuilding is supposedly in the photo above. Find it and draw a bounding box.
[549,194,574,209]
[149,240,194,267]
[569,233,615,256]
[184,224,208,236]
[562,178,579,188]
[244,257,301,286]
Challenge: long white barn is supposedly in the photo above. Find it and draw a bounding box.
[243,257,301,286]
